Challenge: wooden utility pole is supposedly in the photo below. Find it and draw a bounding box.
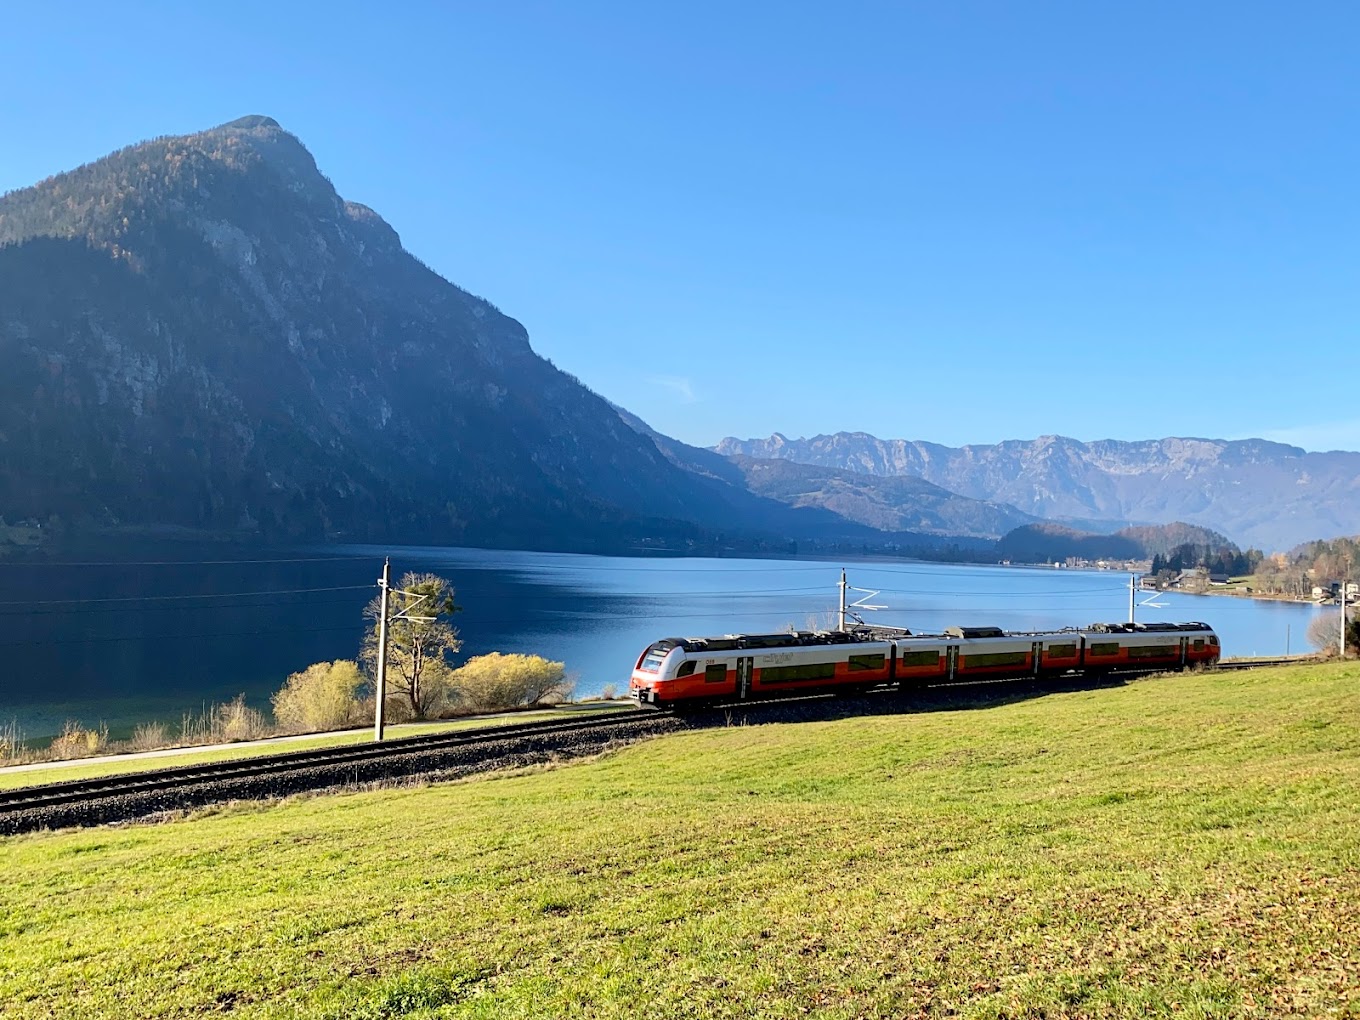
[374,557,391,741]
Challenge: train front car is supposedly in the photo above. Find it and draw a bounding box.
[630,630,896,708]
[630,639,683,706]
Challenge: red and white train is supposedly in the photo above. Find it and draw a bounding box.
[630,621,1220,707]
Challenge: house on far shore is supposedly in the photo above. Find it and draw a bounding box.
[1173,567,1231,591]
[1314,581,1360,602]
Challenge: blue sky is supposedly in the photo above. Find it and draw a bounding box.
[2,2,1357,451]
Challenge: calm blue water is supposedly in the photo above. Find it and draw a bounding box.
[0,546,1327,738]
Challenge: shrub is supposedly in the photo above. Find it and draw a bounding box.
[180,695,271,745]
[49,721,108,760]
[212,695,270,742]
[0,719,26,762]
[130,721,170,751]
[451,653,573,713]
[272,660,365,733]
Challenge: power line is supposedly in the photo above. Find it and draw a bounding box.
[0,585,840,615]
[0,623,368,649]
[0,584,374,608]
[0,555,382,568]
[0,595,375,618]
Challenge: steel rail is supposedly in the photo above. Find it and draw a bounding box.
[0,710,651,814]
[1211,657,1315,671]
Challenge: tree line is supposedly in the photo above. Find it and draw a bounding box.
[1251,535,1359,599]
[1149,543,1264,578]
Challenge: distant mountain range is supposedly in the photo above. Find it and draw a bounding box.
[714,432,1360,551]
[1,116,1354,557]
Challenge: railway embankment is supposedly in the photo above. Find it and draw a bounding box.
[3,661,1358,1018]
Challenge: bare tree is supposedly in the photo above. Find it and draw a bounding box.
[1307,612,1341,655]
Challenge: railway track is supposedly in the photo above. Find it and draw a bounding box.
[0,710,679,835]
[1213,657,1315,671]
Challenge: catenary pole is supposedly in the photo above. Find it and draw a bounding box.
[374,557,391,741]
[1129,573,1136,624]
[839,568,847,633]
[1342,586,1349,660]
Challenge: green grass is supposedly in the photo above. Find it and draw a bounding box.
[0,704,633,791]
[2,665,1358,1018]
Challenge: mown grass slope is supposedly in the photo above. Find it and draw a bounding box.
[3,664,1357,1018]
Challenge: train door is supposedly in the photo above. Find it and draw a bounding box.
[737,656,753,699]
[1179,637,1188,668]
[946,645,959,682]
[1032,642,1043,678]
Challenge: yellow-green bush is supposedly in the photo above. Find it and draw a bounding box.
[451,653,572,712]
[272,661,365,733]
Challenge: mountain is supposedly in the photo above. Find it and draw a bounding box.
[1117,522,1237,559]
[0,116,843,552]
[714,432,1360,551]
[725,457,1034,538]
[614,407,1027,540]
[996,523,1142,564]
[612,407,1000,550]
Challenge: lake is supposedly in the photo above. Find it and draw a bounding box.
[0,546,1327,739]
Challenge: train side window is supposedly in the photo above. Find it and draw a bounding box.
[1193,639,1205,651]
[677,660,695,677]
[1046,643,1077,658]
[899,649,941,668]
[1089,642,1121,657]
[848,653,885,671]
[705,663,727,683]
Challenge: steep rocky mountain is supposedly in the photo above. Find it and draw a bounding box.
[715,432,1360,551]
[0,116,859,552]
[3,116,694,548]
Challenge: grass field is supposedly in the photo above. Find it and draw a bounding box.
[0,704,634,791]
[2,664,1357,1018]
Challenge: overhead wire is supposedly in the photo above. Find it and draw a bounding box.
[0,623,369,649]
[0,554,382,568]
[0,584,375,608]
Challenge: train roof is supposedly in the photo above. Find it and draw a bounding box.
[657,630,883,653]
[1084,621,1215,633]
[649,620,1216,653]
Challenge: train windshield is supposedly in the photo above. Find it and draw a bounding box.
[638,643,673,673]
